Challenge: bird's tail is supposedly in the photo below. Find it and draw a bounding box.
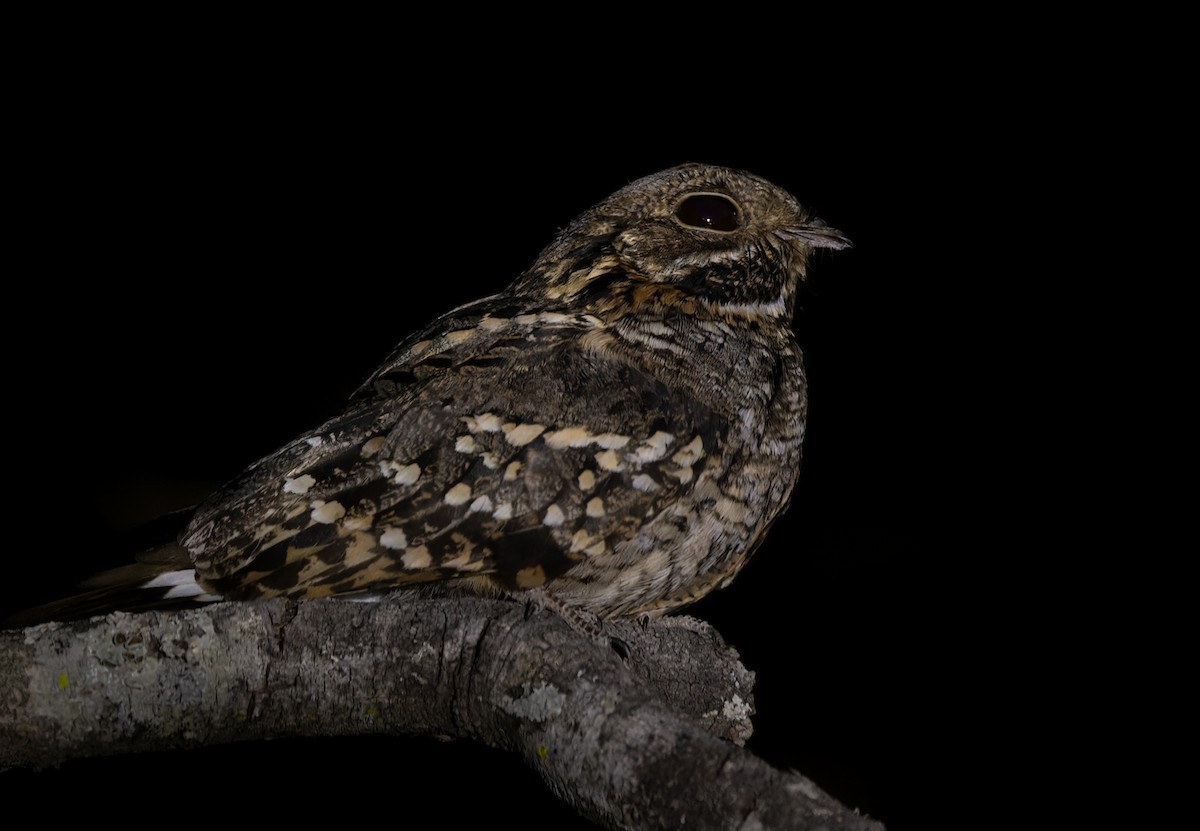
[4,510,223,627]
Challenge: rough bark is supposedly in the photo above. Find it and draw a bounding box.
[0,595,881,830]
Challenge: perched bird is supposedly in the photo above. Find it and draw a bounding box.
[11,164,849,627]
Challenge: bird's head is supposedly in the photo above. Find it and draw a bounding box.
[514,164,850,321]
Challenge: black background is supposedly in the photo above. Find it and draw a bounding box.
[0,49,1029,829]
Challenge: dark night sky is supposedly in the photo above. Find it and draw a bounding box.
[3,60,1028,828]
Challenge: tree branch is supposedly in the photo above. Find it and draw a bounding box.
[1,595,881,830]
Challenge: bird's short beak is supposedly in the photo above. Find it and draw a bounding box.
[779,220,853,250]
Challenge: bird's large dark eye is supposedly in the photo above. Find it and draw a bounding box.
[674,193,741,232]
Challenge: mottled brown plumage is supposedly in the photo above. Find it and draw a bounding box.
[17,164,849,625]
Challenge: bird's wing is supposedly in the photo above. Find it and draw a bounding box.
[183,305,726,603]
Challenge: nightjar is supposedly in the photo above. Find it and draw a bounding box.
[13,164,849,625]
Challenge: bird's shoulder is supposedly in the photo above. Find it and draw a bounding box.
[351,292,606,404]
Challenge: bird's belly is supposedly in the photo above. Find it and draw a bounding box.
[547,435,803,618]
